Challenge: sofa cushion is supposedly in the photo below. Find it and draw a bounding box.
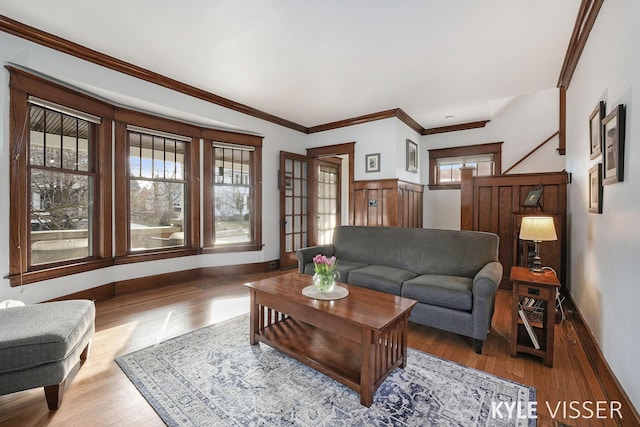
[0,300,95,374]
[303,259,367,283]
[402,274,473,311]
[348,265,417,295]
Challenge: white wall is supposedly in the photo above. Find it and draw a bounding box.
[306,117,397,180]
[420,87,565,230]
[0,32,304,303]
[564,0,640,411]
[395,120,423,184]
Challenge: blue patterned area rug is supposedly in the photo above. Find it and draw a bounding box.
[116,315,535,426]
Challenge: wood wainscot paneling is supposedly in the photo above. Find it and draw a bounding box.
[353,179,423,228]
[460,171,569,289]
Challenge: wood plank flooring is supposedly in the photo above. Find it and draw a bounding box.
[0,271,616,426]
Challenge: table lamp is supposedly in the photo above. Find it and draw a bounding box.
[519,216,557,273]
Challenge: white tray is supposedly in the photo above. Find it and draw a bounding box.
[302,285,349,300]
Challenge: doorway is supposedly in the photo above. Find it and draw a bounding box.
[278,142,354,269]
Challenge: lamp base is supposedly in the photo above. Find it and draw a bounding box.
[529,242,544,273]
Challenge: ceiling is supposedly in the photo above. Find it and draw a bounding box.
[0,0,581,130]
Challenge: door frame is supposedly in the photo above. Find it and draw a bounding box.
[307,142,355,226]
[309,156,342,247]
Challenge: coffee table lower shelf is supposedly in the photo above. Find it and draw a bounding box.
[257,318,362,392]
[250,313,408,407]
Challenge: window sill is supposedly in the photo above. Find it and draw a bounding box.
[428,184,462,190]
[8,258,115,286]
[115,248,199,264]
[201,243,264,254]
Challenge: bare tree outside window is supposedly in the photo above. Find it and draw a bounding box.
[128,131,186,251]
[213,146,252,244]
[28,105,94,265]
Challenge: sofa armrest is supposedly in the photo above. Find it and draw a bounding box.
[472,261,503,298]
[295,244,335,273]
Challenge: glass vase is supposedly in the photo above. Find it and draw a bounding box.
[313,271,339,293]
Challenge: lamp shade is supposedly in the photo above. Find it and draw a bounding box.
[519,216,557,241]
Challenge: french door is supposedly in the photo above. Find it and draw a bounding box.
[279,152,309,269]
[279,152,342,269]
[313,159,341,246]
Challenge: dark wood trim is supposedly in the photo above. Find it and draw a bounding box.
[307,142,355,158]
[8,84,28,280]
[27,260,282,300]
[473,171,569,187]
[114,249,199,264]
[395,109,424,134]
[1,17,502,138]
[7,67,114,284]
[567,295,640,427]
[201,244,265,254]
[428,142,503,189]
[114,108,201,139]
[0,15,307,133]
[47,282,116,303]
[8,259,115,286]
[202,128,263,147]
[113,109,201,258]
[502,131,560,174]
[113,121,128,257]
[307,142,355,226]
[423,120,490,135]
[307,109,400,134]
[557,0,605,89]
[459,167,475,230]
[559,87,566,155]
[202,134,263,251]
[115,268,201,295]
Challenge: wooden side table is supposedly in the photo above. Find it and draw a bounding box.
[509,266,560,367]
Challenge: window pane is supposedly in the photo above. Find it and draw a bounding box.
[213,145,252,244]
[30,169,92,265]
[27,104,96,266]
[129,179,184,251]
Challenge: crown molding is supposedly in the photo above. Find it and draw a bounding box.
[1,15,493,138]
[0,15,308,133]
[307,108,423,134]
[557,0,604,89]
[423,120,490,135]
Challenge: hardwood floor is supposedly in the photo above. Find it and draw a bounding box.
[0,271,619,426]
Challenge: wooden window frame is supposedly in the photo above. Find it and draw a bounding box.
[7,67,113,286]
[202,129,263,253]
[428,142,503,190]
[113,109,200,263]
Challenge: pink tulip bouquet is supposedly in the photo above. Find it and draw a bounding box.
[313,254,338,276]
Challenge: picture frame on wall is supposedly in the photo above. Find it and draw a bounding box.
[588,163,603,213]
[365,153,380,173]
[602,104,626,185]
[589,100,605,159]
[406,139,418,173]
[522,189,543,207]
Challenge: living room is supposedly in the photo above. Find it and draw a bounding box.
[0,1,638,426]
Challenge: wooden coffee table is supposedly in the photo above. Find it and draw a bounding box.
[244,273,417,407]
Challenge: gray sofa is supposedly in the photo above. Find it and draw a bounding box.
[297,226,502,354]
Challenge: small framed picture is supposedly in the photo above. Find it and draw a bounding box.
[589,101,605,159]
[602,104,625,185]
[522,189,543,207]
[365,153,380,173]
[406,139,417,173]
[588,163,603,213]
